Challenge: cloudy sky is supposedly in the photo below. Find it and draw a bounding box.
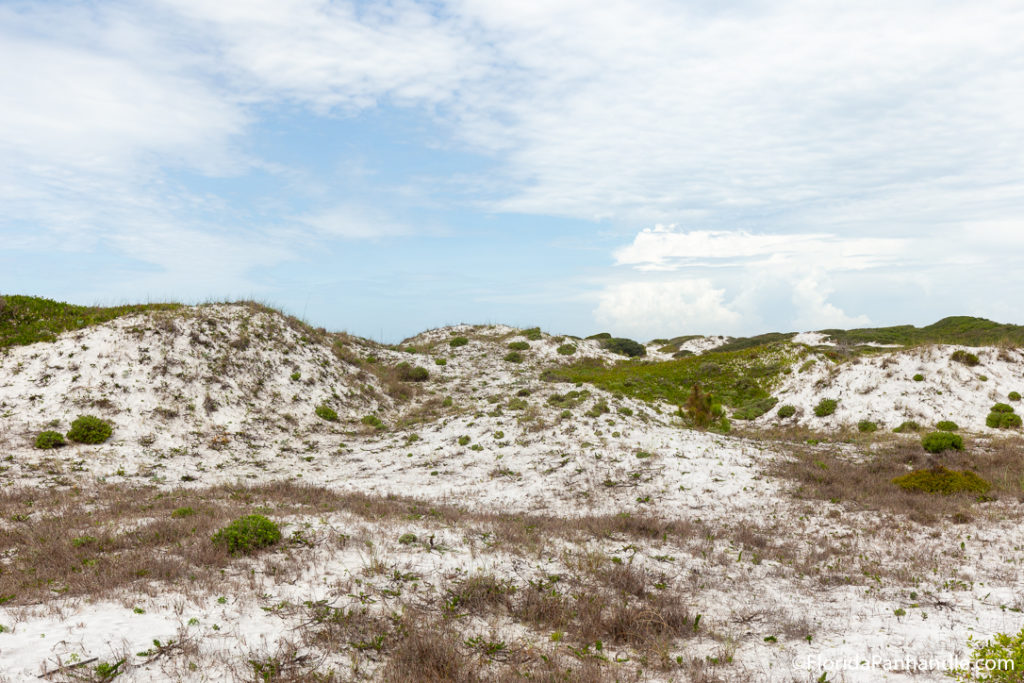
[3,0,1023,341]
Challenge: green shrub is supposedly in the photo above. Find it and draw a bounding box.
[1009,391,1022,402]
[857,420,878,433]
[211,515,281,555]
[435,358,447,366]
[458,435,471,446]
[290,371,301,381]
[683,383,721,427]
[601,337,646,358]
[912,373,924,382]
[66,415,113,444]
[586,332,611,340]
[522,327,542,341]
[396,363,429,382]
[991,403,1014,414]
[935,420,959,431]
[361,415,384,429]
[949,626,1024,682]
[315,404,338,422]
[951,349,980,366]
[556,344,577,355]
[921,431,964,453]
[398,533,417,545]
[813,398,838,417]
[988,412,1022,429]
[777,405,796,419]
[503,351,524,363]
[893,420,921,433]
[449,336,469,348]
[171,506,196,519]
[618,406,633,416]
[732,397,778,420]
[892,466,989,496]
[35,430,66,449]
[508,341,530,351]
[585,400,610,418]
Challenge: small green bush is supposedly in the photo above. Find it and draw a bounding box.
[991,403,1014,414]
[618,406,633,416]
[892,466,989,495]
[935,420,959,431]
[458,435,471,446]
[587,332,612,340]
[508,341,530,351]
[556,344,577,355]
[361,415,384,429]
[912,373,924,382]
[35,430,66,449]
[988,412,1022,429]
[315,404,338,422]
[171,506,196,519]
[732,397,778,420]
[211,515,281,555]
[813,398,838,417]
[1009,391,1022,402]
[66,415,113,444]
[503,351,524,363]
[396,363,429,382]
[435,358,447,366]
[601,337,646,358]
[290,371,301,381]
[449,336,469,348]
[949,626,1024,682]
[585,400,610,418]
[951,350,980,366]
[522,327,542,341]
[398,533,417,545]
[777,405,796,419]
[921,431,964,453]
[893,420,921,433]
[857,420,878,433]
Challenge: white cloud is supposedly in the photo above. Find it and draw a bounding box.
[790,273,870,330]
[594,279,741,338]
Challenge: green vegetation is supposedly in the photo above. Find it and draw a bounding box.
[556,343,577,355]
[361,415,385,429]
[547,390,590,409]
[1010,391,1022,402]
[586,332,611,340]
[813,398,838,417]
[935,420,959,432]
[893,420,921,433]
[290,371,301,381]
[951,349,981,367]
[314,404,338,422]
[949,626,1024,682]
[912,373,925,382]
[507,341,530,351]
[503,351,524,363]
[449,336,469,348]
[656,335,701,354]
[991,403,1014,413]
[732,397,778,420]
[521,327,543,340]
[777,405,796,419]
[211,514,281,555]
[681,383,729,432]
[921,431,963,453]
[601,337,646,357]
[712,332,795,353]
[171,506,196,519]
[585,399,610,418]
[987,412,1022,429]
[549,343,795,412]
[34,430,65,449]
[822,316,1024,348]
[398,533,417,545]
[892,466,989,496]
[396,363,429,382]
[458,435,471,446]
[66,415,113,444]
[857,420,878,433]
[0,295,179,349]
[435,358,447,366]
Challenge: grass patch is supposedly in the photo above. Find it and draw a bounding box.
[822,316,1024,348]
[732,397,778,420]
[892,467,990,496]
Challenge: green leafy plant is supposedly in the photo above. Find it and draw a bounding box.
[66,415,113,444]
[987,412,1022,429]
[936,420,959,432]
[290,371,301,381]
[951,349,980,367]
[858,420,878,433]
[449,336,469,348]
[503,351,523,363]
[921,431,964,453]
[892,466,989,495]
[949,626,1024,682]
[507,341,530,351]
[556,344,577,355]
[601,337,646,358]
[35,430,65,449]
[777,405,796,419]
[435,358,447,366]
[211,514,281,555]
[315,404,338,422]
[813,398,838,417]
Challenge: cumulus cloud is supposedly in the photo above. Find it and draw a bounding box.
[594,279,741,338]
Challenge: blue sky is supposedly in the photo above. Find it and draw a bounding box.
[3,0,1024,342]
